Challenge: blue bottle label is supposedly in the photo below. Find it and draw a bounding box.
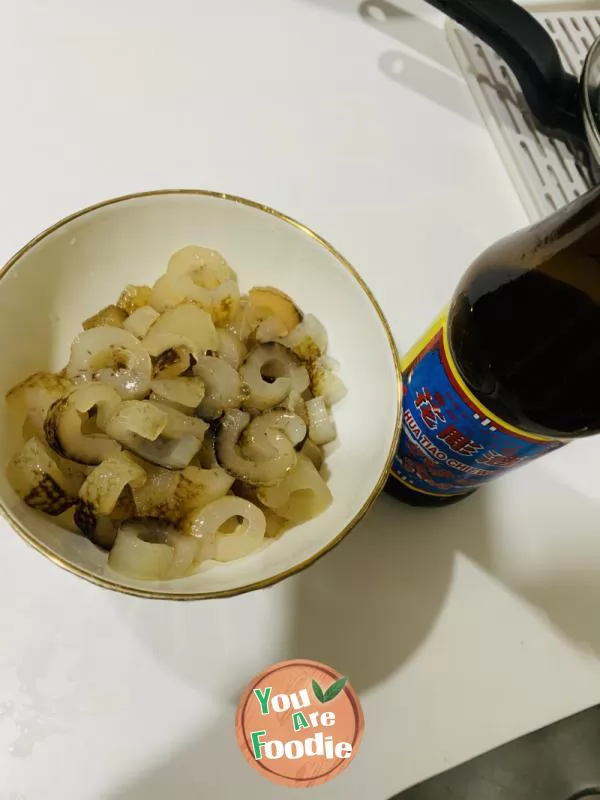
[391,310,566,497]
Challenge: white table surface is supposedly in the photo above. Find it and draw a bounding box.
[2,0,600,797]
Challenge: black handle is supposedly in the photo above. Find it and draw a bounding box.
[424,0,586,143]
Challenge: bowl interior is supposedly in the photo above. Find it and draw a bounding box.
[0,192,401,598]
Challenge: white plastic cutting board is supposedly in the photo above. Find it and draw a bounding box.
[447,7,600,220]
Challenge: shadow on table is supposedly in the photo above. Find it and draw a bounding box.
[109,470,600,798]
[113,490,489,701]
[359,0,458,71]
[291,467,600,680]
[297,0,480,123]
[285,490,489,692]
[114,460,600,703]
[290,466,600,683]
[106,493,481,799]
[478,469,600,652]
[107,712,281,800]
[359,0,481,123]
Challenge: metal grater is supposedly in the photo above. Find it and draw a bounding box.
[446,8,600,221]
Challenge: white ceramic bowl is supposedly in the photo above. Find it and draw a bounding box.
[0,191,401,599]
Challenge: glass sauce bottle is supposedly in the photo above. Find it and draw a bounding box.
[388,186,600,506]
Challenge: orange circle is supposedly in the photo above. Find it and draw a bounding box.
[235,659,364,788]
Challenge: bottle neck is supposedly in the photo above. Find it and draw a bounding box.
[535,183,600,262]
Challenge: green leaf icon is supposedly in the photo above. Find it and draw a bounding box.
[312,679,325,703]
[323,676,348,703]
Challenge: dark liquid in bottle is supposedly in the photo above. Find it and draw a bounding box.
[450,266,600,438]
[387,190,600,507]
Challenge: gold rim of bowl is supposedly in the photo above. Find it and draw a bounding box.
[0,189,403,600]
